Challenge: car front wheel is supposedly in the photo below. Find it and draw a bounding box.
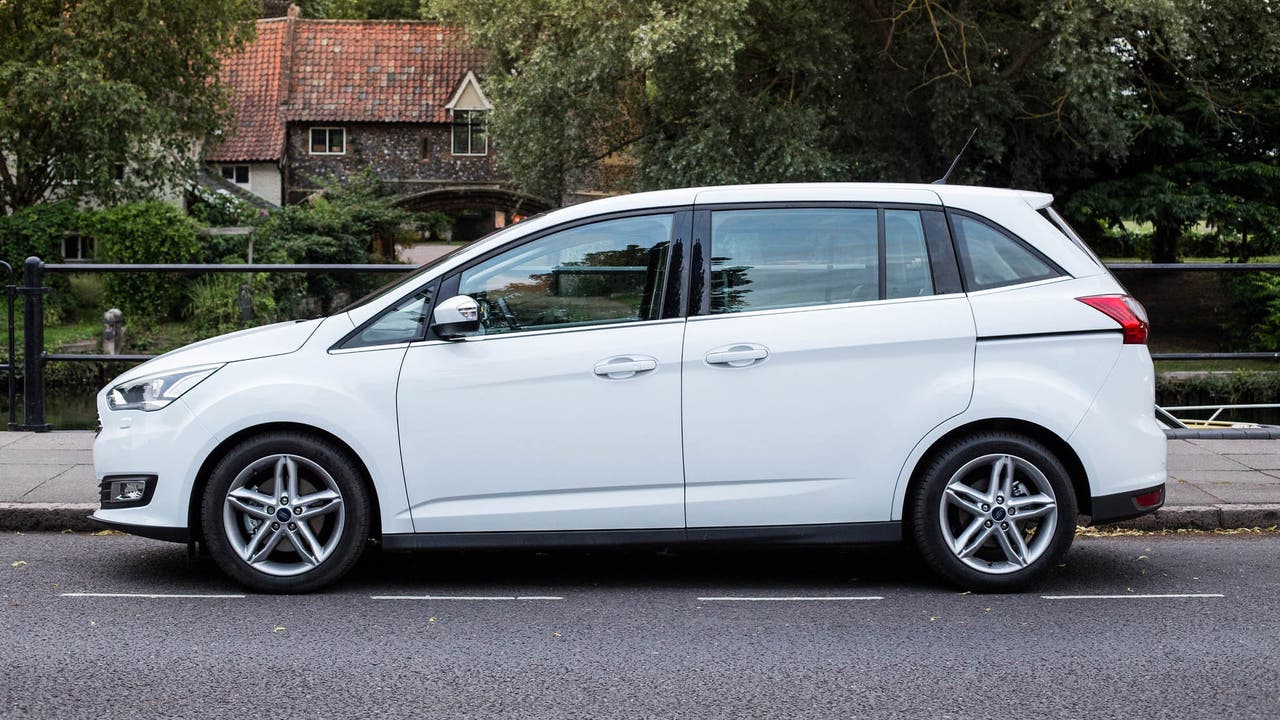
[201,432,370,593]
[911,432,1077,592]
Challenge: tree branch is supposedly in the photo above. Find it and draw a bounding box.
[1000,32,1056,80]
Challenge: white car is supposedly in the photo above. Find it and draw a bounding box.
[93,183,1167,593]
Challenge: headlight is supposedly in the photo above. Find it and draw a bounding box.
[106,364,223,412]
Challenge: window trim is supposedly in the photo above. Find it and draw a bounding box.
[450,109,488,156]
[221,164,250,185]
[946,209,1067,292]
[690,201,959,317]
[309,127,346,156]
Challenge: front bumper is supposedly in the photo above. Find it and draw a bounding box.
[89,515,191,543]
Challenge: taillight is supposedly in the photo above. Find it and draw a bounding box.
[1077,294,1149,344]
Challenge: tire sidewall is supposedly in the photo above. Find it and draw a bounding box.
[912,433,1078,592]
[201,433,370,593]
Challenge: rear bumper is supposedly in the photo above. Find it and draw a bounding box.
[1089,483,1165,525]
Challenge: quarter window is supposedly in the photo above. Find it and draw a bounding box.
[709,209,879,314]
[309,127,345,155]
[951,213,1060,290]
[456,214,673,336]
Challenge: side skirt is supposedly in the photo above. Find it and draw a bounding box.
[381,521,901,551]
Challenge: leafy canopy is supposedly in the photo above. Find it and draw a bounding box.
[0,0,259,213]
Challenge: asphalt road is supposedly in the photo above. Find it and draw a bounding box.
[2,531,1278,719]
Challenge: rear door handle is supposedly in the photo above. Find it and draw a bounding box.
[705,343,769,368]
[594,355,658,379]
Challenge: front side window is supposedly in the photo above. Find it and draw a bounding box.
[451,110,487,155]
[951,213,1061,291]
[309,127,345,155]
[709,208,879,314]
[456,214,673,336]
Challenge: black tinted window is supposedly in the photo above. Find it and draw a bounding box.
[951,214,1061,290]
[709,209,879,314]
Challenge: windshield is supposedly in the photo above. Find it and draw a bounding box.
[329,223,528,315]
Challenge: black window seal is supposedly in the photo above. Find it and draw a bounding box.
[945,208,1069,292]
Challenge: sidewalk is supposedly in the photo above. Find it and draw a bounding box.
[1,431,1278,531]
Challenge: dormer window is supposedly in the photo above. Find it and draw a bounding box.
[445,71,492,157]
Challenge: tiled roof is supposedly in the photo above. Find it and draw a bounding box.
[211,19,288,162]
[209,18,484,162]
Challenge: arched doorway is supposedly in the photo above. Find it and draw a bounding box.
[395,186,553,242]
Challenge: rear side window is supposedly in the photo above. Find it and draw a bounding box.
[950,213,1062,291]
[709,209,879,314]
[884,210,935,299]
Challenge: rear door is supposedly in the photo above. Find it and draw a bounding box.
[681,197,976,527]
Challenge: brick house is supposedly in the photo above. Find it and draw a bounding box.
[207,10,550,240]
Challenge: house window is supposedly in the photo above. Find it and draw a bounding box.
[62,233,96,262]
[221,165,250,184]
[420,137,431,161]
[113,163,126,181]
[309,127,346,155]
[451,110,487,156]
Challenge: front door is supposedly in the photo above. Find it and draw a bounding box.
[398,212,689,533]
[681,205,976,527]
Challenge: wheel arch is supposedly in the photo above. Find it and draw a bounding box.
[902,418,1091,523]
[188,422,383,543]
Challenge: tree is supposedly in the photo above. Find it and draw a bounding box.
[426,0,1277,264]
[0,0,259,214]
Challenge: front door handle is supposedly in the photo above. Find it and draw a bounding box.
[594,355,658,379]
[705,343,769,368]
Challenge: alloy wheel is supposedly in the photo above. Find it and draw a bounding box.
[937,453,1059,575]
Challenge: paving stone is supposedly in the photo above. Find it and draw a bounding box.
[21,465,97,503]
[1164,481,1223,505]
[0,433,30,449]
[1219,454,1280,471]
[1187,438,1280,455]
[0,449,93,465]
[1167,453,1251,471]
[0,464,65,501]
[1166,440,1216,455]
[1168,469,1280,485]
[1197,484,1280,504]
[5,432,95,451]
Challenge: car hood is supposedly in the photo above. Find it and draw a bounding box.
[111,319,323,384]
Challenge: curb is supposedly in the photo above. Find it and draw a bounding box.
[0,503,100,532]
[3,502,1279,534]
[1102,504,1280,531]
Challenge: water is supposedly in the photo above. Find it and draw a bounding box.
[1,387,101,430]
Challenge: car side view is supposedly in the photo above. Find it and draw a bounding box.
[92,183,1167,593]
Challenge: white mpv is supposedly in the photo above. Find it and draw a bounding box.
[93,183,1167,593]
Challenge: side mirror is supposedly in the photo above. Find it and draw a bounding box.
[432,295,481,340]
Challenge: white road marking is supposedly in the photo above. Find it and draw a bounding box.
[1041,593,1224,600]
[369,595,564,601]
[697,596,884,602]
[61,592,245,599]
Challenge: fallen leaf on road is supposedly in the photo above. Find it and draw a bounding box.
[928,616,940,622]
[272,626,287,633]
[60,529,74,534]
[10,561,26,569]
[1137,555,1149,560]
[91,529,122,536]
[551,631,562,637]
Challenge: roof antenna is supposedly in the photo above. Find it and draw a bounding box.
[932,127,978,185]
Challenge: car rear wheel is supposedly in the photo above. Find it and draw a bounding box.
[201,432,370,593]
[911,432,1077,592]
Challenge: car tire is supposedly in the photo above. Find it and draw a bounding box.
[910,432,1077,592]
[201,432,370,593]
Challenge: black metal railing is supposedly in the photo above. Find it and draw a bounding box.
[3,256,415,431]
[1,256,1278,433]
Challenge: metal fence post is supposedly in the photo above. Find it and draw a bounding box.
[20,257,50,432]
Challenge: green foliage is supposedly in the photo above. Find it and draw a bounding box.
[301,0,422,18]
[0,201,74,321]
[0,0,259,213]
[189,187,261,228]
[83,202,201,324]
[187,273,280,337]
[1223,272,1280,351]
[248,172,414,312]
[1156,371,1280,408]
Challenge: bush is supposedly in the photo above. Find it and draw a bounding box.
[83,202,201,324]
[0,202,75,322]
[1222,271,1280,351]
[187,273,280,337]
